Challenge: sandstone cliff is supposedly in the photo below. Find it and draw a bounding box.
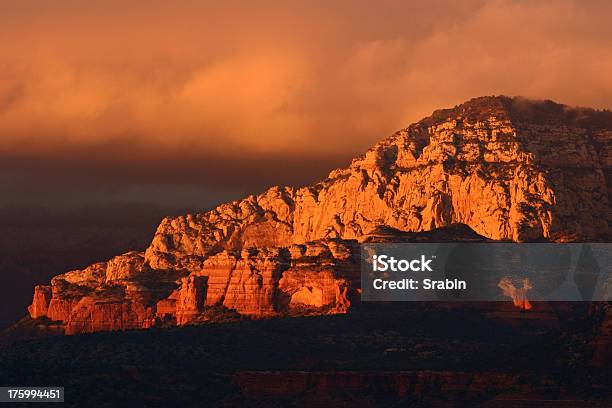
[29,240,359,334]
[26,96,612,335]
[146,95,612,273]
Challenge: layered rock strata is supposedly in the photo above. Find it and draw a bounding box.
[29,241,358,334]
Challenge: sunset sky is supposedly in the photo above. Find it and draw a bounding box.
[2,0,612,209]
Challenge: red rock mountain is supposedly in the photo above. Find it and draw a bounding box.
[27,96,612,334]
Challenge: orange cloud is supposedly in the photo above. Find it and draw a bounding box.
[0,0,611,205]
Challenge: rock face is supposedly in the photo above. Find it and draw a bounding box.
[27,285,51,319]
[146,96,612,271]
[26,96,612,335]
[30,241,358,333]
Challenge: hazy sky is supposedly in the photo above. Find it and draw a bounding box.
[2,0,612,208]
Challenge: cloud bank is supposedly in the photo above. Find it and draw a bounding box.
[1,0,612,206]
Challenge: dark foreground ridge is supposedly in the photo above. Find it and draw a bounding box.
[1,303,610,407]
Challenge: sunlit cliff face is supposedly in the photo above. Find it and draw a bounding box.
[1,1,612,207]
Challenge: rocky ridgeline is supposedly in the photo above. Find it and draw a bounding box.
[27,96,612,335]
